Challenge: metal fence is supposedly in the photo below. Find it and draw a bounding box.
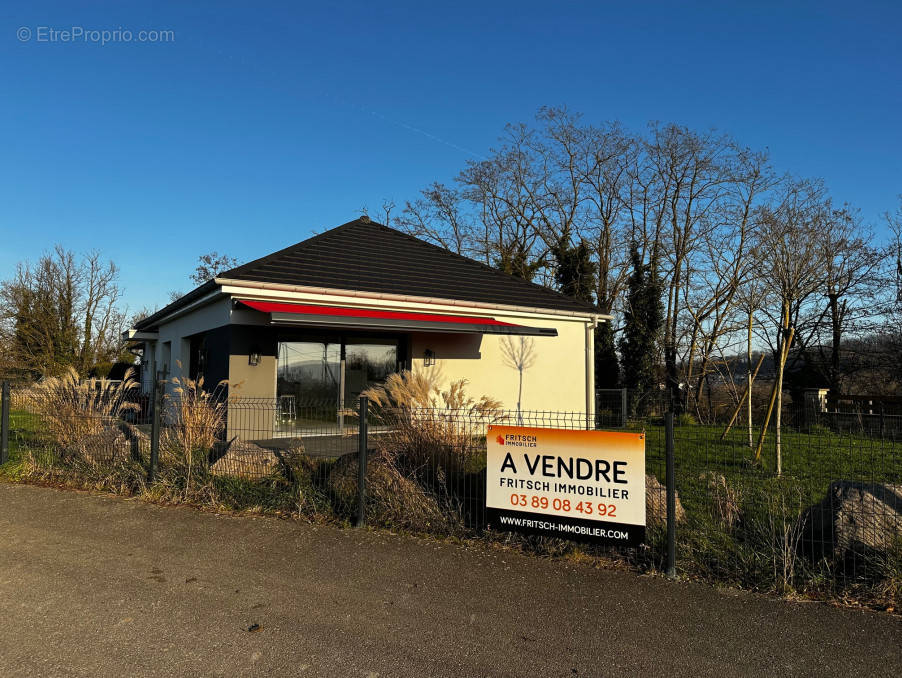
[1,380,900,603]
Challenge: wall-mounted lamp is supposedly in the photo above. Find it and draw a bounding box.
[423,349,435,367]
[248,352,261,366]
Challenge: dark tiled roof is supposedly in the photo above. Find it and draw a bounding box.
[220,218,597,314]
[135,218,597,331]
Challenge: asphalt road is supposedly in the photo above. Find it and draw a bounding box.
[0,483,899,677]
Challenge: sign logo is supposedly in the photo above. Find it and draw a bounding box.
[486,425,646,546]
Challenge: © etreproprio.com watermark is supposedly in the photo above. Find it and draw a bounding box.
[17,26,175,45]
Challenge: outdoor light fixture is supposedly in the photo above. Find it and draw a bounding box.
[248,352,261,366]
[424,349,435,367]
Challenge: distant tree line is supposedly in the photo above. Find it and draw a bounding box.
[0,249,241,381]
[393,107,902,409]
[0,247,130,380]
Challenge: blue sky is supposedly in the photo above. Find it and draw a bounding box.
[1,1,900,314]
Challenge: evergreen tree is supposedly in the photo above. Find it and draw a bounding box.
[594,322,619,387]
[618,244,663,413]
[553,240,621,387]
[553,240,595,302]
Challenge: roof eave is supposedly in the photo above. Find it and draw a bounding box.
[216,277,603,320]
[131,280,223,332]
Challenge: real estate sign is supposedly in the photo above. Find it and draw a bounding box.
[486,425,646,546]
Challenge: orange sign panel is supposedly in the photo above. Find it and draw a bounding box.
[486,426,646,546]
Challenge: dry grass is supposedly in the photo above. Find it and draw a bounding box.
[161,368,231,493]
[702,471,742,531]
[363,369,505,474]
[750,487,808,594]
[21,367,139,447]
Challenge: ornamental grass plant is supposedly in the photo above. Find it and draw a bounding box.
[22,367,139,447]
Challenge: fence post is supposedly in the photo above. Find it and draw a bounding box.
[665,410,677,578]
[0,381,9,465]
[355,396,369,528]
[148,376,162,484]
[620,388,628,428]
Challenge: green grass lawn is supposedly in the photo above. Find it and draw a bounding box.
[642,421,901,506]
[2,410,46,468]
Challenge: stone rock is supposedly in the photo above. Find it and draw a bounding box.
[645,474,686,525]
[210,438,280,479]
[66,422,149,464]
[804,481,902,561]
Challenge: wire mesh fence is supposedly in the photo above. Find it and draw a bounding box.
[1,379,900,606]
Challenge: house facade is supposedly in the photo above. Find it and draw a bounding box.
[125,218,606,435]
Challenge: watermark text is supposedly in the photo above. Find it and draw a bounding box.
[17,26,175,45]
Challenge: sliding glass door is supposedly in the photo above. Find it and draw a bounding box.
[276,337,399,418]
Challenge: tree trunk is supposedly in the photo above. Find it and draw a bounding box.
[517,369,524,425]
[775,347,784,477]
[747,308,754,448]
[827,293,842,405]
[775,301,791,477]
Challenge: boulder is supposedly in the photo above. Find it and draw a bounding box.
[804,481,902,561]
[66,422,149,464]
[328,449,452,530]
[645,474,686,525]
[210,438,280,479]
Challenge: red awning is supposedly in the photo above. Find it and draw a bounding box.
[235,300,557,337]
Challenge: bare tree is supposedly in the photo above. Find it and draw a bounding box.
[79,251,124,374]
[398,183,477,256]
[0,247,127,378]
[396,108,899,418]
[755,179,829,472]
[501,336,537,422]
[579,120,634,316]
[380,199,396,228]
[683,147,776,420]
[801,206,886,400]
[460,149,547,279]
[191,252,239,286]
[641,124,733,409]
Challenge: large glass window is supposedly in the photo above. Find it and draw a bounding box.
[276,338,399,408]
[277,341,341,405]
[344,340,398,406]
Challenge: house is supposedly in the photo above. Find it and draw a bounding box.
[124,217,606,435]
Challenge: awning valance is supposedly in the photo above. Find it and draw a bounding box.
[236,300,557,337]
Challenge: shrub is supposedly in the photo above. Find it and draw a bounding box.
[676,412,698,427]
[22,367,139,447]
[362,369,505,475]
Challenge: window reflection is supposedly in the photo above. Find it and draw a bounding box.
[277,342,340,405]
[345,341,398,406]
[276,339,399,408]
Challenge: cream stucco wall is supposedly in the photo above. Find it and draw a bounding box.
[227,354,276,438]
[144,284,600,438]
[409,314,592,414]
